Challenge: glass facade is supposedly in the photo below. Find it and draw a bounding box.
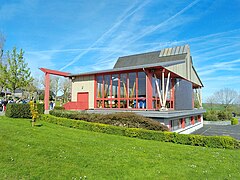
[96,71,148,109]
[95,70,174,110]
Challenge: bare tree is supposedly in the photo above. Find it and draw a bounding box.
[206,95,217,110]
[213,88,237,109]
[60,78,71,103]
[51,76,61,103]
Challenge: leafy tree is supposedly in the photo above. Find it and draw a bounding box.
[0,33,6,94]
[5,47,33,98]
[0,62,8,95]
[0,32,5,60]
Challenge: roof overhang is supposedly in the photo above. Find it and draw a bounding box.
[39,68,70,77]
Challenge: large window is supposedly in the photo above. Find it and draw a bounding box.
[138,72,146,109]
[97,76,103,98]
[185,117,191,127]
[171,119,182,131]
[96,75,103,108]
[120,74,127,98]
[96,71,147,109]
[152,73,173,109]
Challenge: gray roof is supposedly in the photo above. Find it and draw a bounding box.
[114,45,188,69]
[69,60,185,77]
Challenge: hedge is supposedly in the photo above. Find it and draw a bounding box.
[5,103,44,118]
[53,106,65,110]
[39,114,240,149]
[204,110,232,121]
[49,110,169,131]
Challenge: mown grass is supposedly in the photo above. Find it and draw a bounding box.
[0,116,240,179]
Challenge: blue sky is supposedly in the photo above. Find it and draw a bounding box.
[0,0,240,101]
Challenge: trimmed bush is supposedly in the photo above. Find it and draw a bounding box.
[5,103,44,118]
[6,103,31,118]
[39,115,240,149]
[231,118,239,125]
[37,103,44,114]
[54,106,65,110]
[49,110,169,131]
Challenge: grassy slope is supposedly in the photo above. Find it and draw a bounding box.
[0,116,239,179]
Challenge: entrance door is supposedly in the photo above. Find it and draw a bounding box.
[77,92,89,110]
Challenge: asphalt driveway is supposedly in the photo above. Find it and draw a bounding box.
[192,124,240,140]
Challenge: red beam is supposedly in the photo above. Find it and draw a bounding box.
[39,68,70,77]
[39,68,70,111]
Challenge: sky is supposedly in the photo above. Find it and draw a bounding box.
[0,0,240,101]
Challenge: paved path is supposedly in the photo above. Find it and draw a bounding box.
[192,124,240,140]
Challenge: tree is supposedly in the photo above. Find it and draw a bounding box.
[206,95,217,110]
[25,80,38,100]
[51,76,61,103]
[0,33,6,94]
[0,62,8,95]
[213,88,237,110]
[60,78,71,103]
[0,33,5,60]
[5,47,33,98]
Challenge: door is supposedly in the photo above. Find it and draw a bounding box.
[77,92,89,110]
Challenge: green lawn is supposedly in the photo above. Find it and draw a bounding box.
[0,116,240,179]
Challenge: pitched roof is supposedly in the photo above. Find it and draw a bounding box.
[114,45,189,69]
[69,60,185,77]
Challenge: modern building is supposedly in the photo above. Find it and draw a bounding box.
[40,44,205,134]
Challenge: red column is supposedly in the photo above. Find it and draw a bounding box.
[146,70,152,109]
[198,115,201,122]
[191,116,195,125]
[94,75,97,108]
[181,118,185,129]
[44,73,50,110]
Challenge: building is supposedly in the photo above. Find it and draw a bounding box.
[40,44,205,134]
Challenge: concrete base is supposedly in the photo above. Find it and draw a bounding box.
[203,121,231,125]
[175,122,203,134]
[44,110,50,114]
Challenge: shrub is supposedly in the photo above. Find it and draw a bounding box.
[37,103,44,114]
[54,106,65,110]
[39,115,240,149]
[203,110,218,121]
[6,103,31,118]
[204,110,232,121]
[5,103,44,118]
[49,110,169,131]
[231,118,239,125]
[217,110,232,121]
